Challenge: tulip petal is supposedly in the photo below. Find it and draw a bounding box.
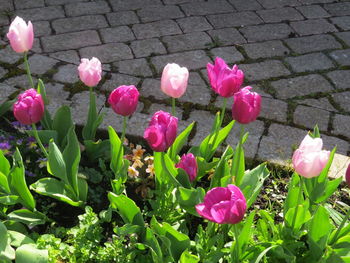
[195,203,214,222]
[203,187,231,208]
[211,200,232,224]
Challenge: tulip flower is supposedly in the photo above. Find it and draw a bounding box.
[346,164,350,188]
[176,153,198,182]
[108,85,139,117]
[7,16,34,53]
[292,134,330,178]
[207,57,244,98]
[232,86,261,124]
[78,57,102,87]
[144,111,178,152]
[196,184,246,224]
[161,63,189,98]
[13,89,44,125]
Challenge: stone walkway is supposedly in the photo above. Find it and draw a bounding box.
[1,0,350,176]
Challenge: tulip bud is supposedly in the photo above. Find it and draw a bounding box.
[78,57,102,87]
[108,85,139,116]
[7,16,34,53]
[176,153,198,181]
[13,89,44,125]
[346,163,350,188]
[161,63,189,98]
[207,57,244,98]
[232,86,261,124]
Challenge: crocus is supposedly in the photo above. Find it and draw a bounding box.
[176,153,198,182]
[196,184,246,224]
[13,89,44,125]
[346,164,350,188]
[161,63,189,98]
[292,134,330,178]
[108,85,139,116]
[207,57,244,98]
[232,86,261,124]
[7,16,34,53]
[78,57,102,87]
[144,111,178,152]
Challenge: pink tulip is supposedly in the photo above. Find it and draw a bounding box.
[13,89,44,125]
[346,164,350,188]
[161,63,189,98]
[232,86,261,124]
[292,134,330,178]
[176,153,198,182]
[144,111,178,152]
[108,85,139,116]
[78,57,102,87]
[196,184,246,224]
[7,16,34,53]
[207,57,244,98]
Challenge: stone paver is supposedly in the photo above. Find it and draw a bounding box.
[181,1,234,16]
[101,73,141,93]
[207,12,263,28]
[285,53,335,73]
[19,54,58,75]
[333,114,350,138]
[49,50,80,65]
[210,47,244,64]
[290,19,337,36]
[15,6,65,21]
[296,5,330,19]
[99,26,135,44]
[176,17,212,33]
[332,91,350,112]
[243,40,290,59]
[106,11,139,26]
[64,1,110,17]
[208,28,247,46]
[162,32,212,53]
[53,64,79,84]
[137,5,184,22]
[0,83,17,102]
[0,67,8,79]
[114,59,153,77]
[293,105,330,131]
[297,97,336,112]
[0,46,22,64]
[257,7,303,23]
[329,49,350,66]
[52,15,108,34]
[327,70,350,90]
[130,39,167,58]
[240,60,290,81]
[240,23,294,42]
[132,20,182,39]
[330,16,350,31]
[79,43,133,63]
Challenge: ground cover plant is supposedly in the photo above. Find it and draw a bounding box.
[1,16,350,263]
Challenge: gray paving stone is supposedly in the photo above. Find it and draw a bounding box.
[296,5,330,19]
[79,43,133,63]
[335,32,350,46]
[130,39,167,58]
[257,7,303,23]
[99,26,135,43]
[321,134,349,155]
[208,28,247,46]
[332,91,350,112]
[327,70,350,90]
[0,15,9,26]
[114,58,153,77]
[272,74,333,99]
[257,0,300,9]
[0,0,14,11]
[53,64,79,84]
[294,105,329,131]
[188,110,216,146]
[228,0,263,11]
[181,0,234,16]
[162,32,212,53]
[179,72,212,105]
[132,20,182,39]
[138,5,184,23]
[163,0,203,4]
[210,46,244,64]
[64,1,110,16]
[324,2,350,16]
[49,50,80,65]
[240,23,293,42]
[329,49,350,66]
[330,16,350,31]
[151,50,211,73]
[52,15,108,34]
[42,30,101,52]
[0,83,17,102]
[15,6,65,21]
[297,97,336,112]
[44,82,70,115]
[332,114,350,138]
[0,45,22,64]
[290,19,337,36]
[240,60,290,81]
[32,21,51,37]
[45,0,88,5]
[260,97,288,122]
[176,16,212,33]
[148,104,184,121]
[106,11,139,26]
[207,12,263,29]
[19,54,58,75]
[284,34,342,54]
[141,78,164,100]
[285,53,334,73]
[32,38,42,54]
[243,40,290,59]
[301,0,336,3]
[14,0,44,9]
[5,75,38,89]
[101,73,140,92]
[0,66,8,79]
[109,0,162,11]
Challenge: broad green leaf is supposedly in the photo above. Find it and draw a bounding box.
[284,173,300,215]
[0,221,8,254]
[180,250,199,263]
[84,139,110,161]
[7,231,34,247]
[144,228,163,262]
[26,130,57,145]
[37,79,53,130]
[315,176,342,204]
[167,122,195,161]
[108,192,144,227]
[0,195,19,205]
[285,203,311,231]
[77,177,88,202]
[52,105,73,148]
[195,156,218,180]
[82,91,98,141]
[0,99,15,117]
[47,141,68,184]
[0,171,10,194]
[154,152,180,187]
[108,126,124,176]
[176,187,205,216]
[7,209,46,227]
[238,211,256,255]
[176,168,191,189]
[15,244,48,263]
[254,245,278,263]
[0,150,10,176]
[232,139,246,187]
[210,145,233,188]
[37,79,48,105]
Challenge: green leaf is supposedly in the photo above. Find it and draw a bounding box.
[0,195,19,205]
[47,141,68,184]
[52,105,73,148]
[144,228,163,262]
[0,150,10,176]
[37,79,53,130]
[108,126,124,176]
[15,244,48,263]
[284,173,300,215]
[180,250,199,263]
[37,79,48,105]
[176,187,205,216]
[210,145,233,188]
[84,139,110,162]
[176,168,191,189]
[82,91,102,141]
[77,177,88,202]
[108,192,145,227]
[26,130,57,145]
[0,221,9,254]
[154,152,180,187]
[0,99,15,117]
[232,140,246,186]
[285,203,311,231]
[0,222,15,262]
[167,122,195,161]
[7,231,34,247]
[238,211,256,255]
[0,171,10,194]
[7,209,46,227]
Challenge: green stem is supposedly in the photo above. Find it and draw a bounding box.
[121,116,128,144]
[31,124,48,158]
[24,52,35,90]
[232,224,240,262]
[231,125,245,184]
[330,207,350,245]
[291,176,303,230]
[171,97,176,117]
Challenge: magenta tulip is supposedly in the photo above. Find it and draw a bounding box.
[196,184,246,224]
[232,86,261,124]
[292,134,330,178]
[7,16,34,53]
[144,111,178,152]
[108,85,139,116]
[78,57,102,87]
[161,63,189,98]
[13,89,44,125]
[176,153,198,182]
[207,57,244,98]
[346,164,350,188]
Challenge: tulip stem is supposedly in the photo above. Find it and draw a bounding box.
[24,52,35,90]
[291,176,303,231]
[121,116,128,145]
[232,224,240,262]
[31,124,48,158]
[171,98,176,117]
[231,125,245,185]
[330,207,350,245]
[219,97,227,127]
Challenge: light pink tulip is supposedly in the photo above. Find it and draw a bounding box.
[292,134,330,178]
[196,184,246,224]
[108,85,139,116]
[346,164,350,188]
[161,63,189,98]
[176,153,198,182]
[207,57,244,98]
[13,89,44,125]
[232,86,261,124]
[7,16,34,53]
[78,57,102,87]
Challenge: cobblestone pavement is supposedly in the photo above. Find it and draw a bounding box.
[1,0,350,176]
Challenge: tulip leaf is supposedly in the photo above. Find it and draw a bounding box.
[82,91,104,141]
[0,149,10,176]
[0,99,15,118]
[52,105,73,148]
[284,172,300,215]
[176,168,191,189]
[15,244,48,263]
[285,203,311,231]
[7,209,46,227]
[26,130,57,145]
[210,145,233,188]
[47,141,68,185]
[37,79,53,130]
[7,231,34,248]
[77,177,88,202]
[0,195,19,205]
[0,171,10,194]
[180,250,199,263]
[154,152,180,187]
[108,126,124,177]
[0,221,15,262]
[144,228,163,262]
[176,186,205,216]
[84,139,110,162]
[237,211,256,256]
[167,122,195,161]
